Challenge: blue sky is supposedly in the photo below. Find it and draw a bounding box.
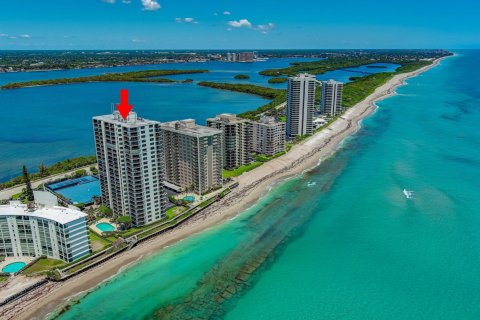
[0,0,479,49]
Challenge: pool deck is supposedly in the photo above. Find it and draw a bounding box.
[89,218,118,235]
[0,257,34,274]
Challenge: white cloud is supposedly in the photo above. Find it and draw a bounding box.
[141,0,160,11]
[228,19,252,28]
[255,23,275,34]
[0,34,8,37]
[9,36,17,39]
[102,0,115,4]
[213,12,218,16]
[223,11,231,15]
[131,39,146,43]
[227,19,275,34]
[122,0,131,3]
[20,34,31,38]
[175,17,198,24]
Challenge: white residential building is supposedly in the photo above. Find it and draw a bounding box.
[160,119,223,195]
[286,73,316,138]
[321,79,344,116]
[0,202,90,263]
[251,116,286,156]
[206,114,252,169]
[93,111,167,227]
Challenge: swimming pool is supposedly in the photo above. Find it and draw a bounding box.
[46,176,101,204]
[96,222,115,232]
[183,196,195,202]
[2,261,26,273]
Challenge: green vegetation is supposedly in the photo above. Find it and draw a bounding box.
[342,72,393,108]
[166,206,187,219]
[197,82,286,120]
[98,205,113,218]
[22,258,66,275]
[0,156,97,191]
[22,165,34,202]
[0,275,7,283]
[222,161,264,178]
[255,151,286,162]
[234,74,250,79]
[89,231,111,252]
[117,216,132,230]
[1,69,209,89]
[268,77,288,84]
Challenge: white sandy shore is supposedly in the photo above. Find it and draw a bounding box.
[0,57,446,320]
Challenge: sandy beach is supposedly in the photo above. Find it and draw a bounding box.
[1,57,445,320]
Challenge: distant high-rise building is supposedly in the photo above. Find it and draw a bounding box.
[160,119,223,195]
[93,111,167,227]
[207,114,252,169]
[237,52,255,62]
[226,52,256,62]
[251,116,286,156]
[286,73,317,138]
[321,79,343,116]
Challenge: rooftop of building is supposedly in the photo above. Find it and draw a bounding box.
[290,73,317,80]
[0,203,87,225]
[322,79,344,85]
[93,111,160,128]
[161,119,222,137]
[207,113,250,124]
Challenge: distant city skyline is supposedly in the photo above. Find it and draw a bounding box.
[1,0,479,50]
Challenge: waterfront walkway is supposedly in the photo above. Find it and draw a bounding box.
[0,165,98,201]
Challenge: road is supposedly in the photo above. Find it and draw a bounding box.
[0,164,98,201]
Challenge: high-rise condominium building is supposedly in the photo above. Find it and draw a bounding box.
[321,79,344,117]
[251,116,286,156]
[226,52,256,62]
[206,113,252,169]
[160,119,223,195]
[0,202,90,263]
[93,111,167,227]
[286,73,317,138]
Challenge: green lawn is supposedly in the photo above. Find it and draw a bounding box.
[22,258,66,275]
[223,161,264,179]
[166,206,187,219]
[89,230,111,252]
[0,275,8,282]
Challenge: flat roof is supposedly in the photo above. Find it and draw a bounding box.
[0,204,87,225]
[93,111,160,128]
[161,119,222,137]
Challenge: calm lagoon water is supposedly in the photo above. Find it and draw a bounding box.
[53,51,480,320]
[0,58,398,182]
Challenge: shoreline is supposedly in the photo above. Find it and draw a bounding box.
[1,57,446,320]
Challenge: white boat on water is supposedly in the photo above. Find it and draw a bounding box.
[403,189,414,199]
[307,182,316,187]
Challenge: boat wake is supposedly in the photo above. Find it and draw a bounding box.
[403,188,414,199]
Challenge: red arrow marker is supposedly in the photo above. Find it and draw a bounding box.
[116,89,133,120]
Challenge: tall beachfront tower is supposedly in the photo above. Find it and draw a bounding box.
[321,79,344,117]
[93,111,167,227]
[286,73,316,138]
[207,113,252,170]
[160,119,223,195]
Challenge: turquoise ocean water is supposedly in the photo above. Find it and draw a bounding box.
[47,50,480,319]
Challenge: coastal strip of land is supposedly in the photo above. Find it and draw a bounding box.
[0,69,208,89]
[1,57,446,320]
